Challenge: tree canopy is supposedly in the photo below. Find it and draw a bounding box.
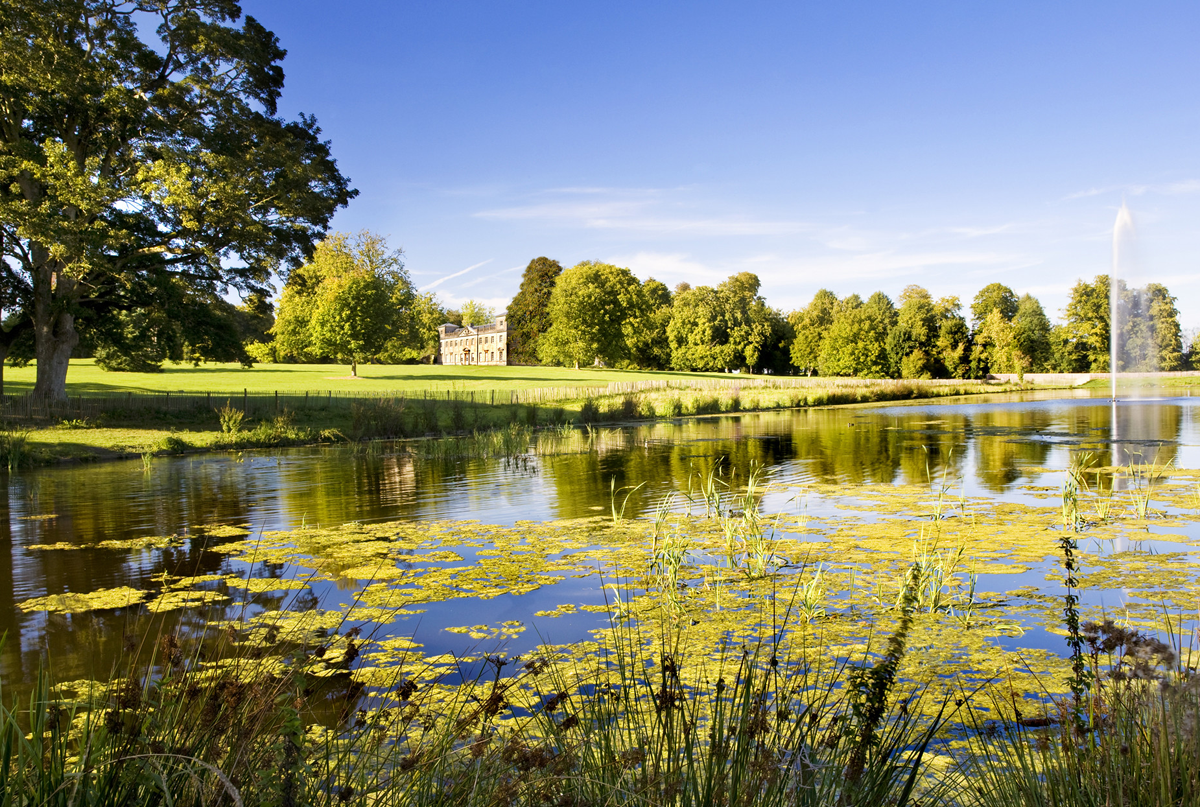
[506,257,562,364]
[789,289,838,375]
[970,283,1019,329]
[667,273,784,373]
[270,232,415,375]
[537,262,644,368]
[459,300,496,327]
[0,0,354,398]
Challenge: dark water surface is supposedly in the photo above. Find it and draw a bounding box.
[4,390,1198,688]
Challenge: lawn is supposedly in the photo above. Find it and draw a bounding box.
[1,359,753,396]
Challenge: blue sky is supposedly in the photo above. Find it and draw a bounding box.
[248,0,1200,333]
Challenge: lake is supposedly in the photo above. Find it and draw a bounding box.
[5,389,1199,703]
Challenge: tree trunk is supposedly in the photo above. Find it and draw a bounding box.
[351,358,357,377]
[31,252,79,402]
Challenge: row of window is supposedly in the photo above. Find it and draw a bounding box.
[442,349,505,364]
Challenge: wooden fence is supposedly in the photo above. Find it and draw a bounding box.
[0,375,993,422]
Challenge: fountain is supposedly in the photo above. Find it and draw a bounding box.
[1109,202,1168,469]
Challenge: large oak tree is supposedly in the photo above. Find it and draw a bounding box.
[0,0,354,399]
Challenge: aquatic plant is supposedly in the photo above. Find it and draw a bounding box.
[1057,531,1091,731]
[610,476,646,524]
[963,619,1200,807]
[0,428,33,470]
[1126,458,1170,520]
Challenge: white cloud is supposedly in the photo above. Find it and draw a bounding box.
[606,251,723,282]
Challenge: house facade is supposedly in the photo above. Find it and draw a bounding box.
[437,316,509,365]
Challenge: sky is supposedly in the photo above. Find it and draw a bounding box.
[245,0,1200,334]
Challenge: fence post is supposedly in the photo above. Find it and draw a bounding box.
[243,388,248,414]
[275,390,279,413]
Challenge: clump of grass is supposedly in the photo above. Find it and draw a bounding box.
[215,400,245,434]
[0,428,31,470]
[350,396,410,439]
[155,434,191,454]
[578,397,600,425]
[964,618,1200,807]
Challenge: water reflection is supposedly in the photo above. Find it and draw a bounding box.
[1,392,1196,689]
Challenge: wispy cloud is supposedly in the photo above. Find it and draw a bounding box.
[419,259,492,292]
[475,187,811,237]
[1064,179,1200,200]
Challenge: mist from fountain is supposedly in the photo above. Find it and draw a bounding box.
[1109,202,1165,469]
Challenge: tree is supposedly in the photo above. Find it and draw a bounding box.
[667,273,781,373]
[0,0,354,399]
[818,294,892,378]
[971,283,1019,329]
[934,296,971,378]
[309,270,396,377]
[374,291,447,365]
[538,262,643,368]
[668,285,732,371]
[886,285,937,379]
[459,300,496,327]
[506,257,562,364]
[789,289,838,375]
[627,278,672,370]
[269,232,415,374]
[1060,276,1111,371]
[971,308,1021,376]
[89,280,253,371]
[1146,284,1185,371]
[1011,294,1052,372]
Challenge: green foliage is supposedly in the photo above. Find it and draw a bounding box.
[887,285,938,379]
[216,403,246,435]
[789,289,839,375]
[970,282,1019,329]
[0,0,354,399]
[819,293,894,377]
[538,262,645,368]
[934,296,972,379]
[1138,283,1184,371]
[1011,293,1053,372]
[0,428,31,469]
[459,300,496,327]
[507,257,563,363]
[272,232,416,375]
[1059,275,1112,371]
[626,278,674,369]
[668,272,785,372]
[971,308,1022,377]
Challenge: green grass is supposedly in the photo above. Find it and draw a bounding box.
[1,359,760,396]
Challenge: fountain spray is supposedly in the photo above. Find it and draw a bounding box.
[1111,202,1135,402]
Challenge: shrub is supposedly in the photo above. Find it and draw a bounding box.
[578,397,600,424]
[216,401,245,434]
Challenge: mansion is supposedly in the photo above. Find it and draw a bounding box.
[437,316,509,365]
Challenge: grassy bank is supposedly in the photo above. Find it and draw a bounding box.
[0,359,812,396]
[0,365,1015,465]
[7,460,1200,804]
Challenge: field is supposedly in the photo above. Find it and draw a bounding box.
[0,359,754,396]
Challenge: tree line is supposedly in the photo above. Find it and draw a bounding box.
[504,258,1191,377]
[206,237,1195,378]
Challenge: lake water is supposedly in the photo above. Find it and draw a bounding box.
[4,389,1199,692]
